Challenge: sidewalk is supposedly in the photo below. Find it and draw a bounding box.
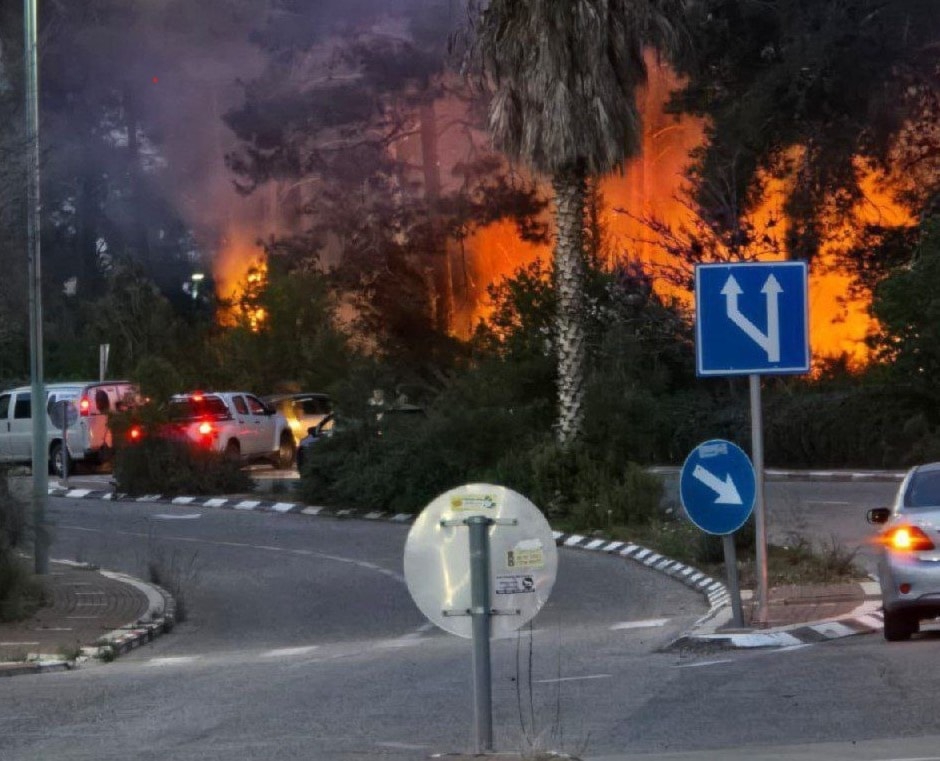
[0,559,175,676]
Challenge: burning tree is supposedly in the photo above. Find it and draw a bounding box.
[223,1,547,376]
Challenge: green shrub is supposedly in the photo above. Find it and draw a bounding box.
[113,437,254,496]
[0,554,45,622]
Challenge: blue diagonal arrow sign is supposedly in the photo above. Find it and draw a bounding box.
[680,439,755,535]
[696,261,810,376]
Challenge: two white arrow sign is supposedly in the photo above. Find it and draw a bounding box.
[720,273,782,362]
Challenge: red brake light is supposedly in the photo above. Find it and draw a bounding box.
[882,525,935,552]
[128,425,143,442]
[197,421,213,436]
[192,392,204,402]
[79,397,91,416]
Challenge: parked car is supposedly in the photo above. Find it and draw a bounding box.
[0,380,139,476]
[295,413,335,472]
[263,393,333,448]
[867,462,940,641]
[132,391,295,468]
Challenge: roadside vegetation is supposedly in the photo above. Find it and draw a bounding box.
[0,467,45,622]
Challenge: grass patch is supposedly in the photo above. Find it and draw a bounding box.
[600,518,866,588]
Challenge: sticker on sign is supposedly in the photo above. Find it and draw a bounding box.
[495,575,536,595]
[507,539,545,569]
[450,494,498,511]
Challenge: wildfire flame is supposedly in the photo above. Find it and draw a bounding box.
[212,59,914,367]
[213,227,268,331]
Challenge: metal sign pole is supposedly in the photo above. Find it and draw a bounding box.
[722,535,745,628]
[749,374,769,625]
[466,515,494,754]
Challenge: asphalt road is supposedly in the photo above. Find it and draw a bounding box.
[5,477,940,761]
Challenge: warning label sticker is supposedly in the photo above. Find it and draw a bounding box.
[449,494,497,511]
[507,539,545,569]
[495,575,536,595]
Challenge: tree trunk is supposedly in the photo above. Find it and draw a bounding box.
[552,170,588,447]
[419,100,454,334]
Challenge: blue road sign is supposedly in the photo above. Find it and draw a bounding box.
[696,261,810,376]
[680,439,756,535]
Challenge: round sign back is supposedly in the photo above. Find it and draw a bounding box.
[404,484,558,639]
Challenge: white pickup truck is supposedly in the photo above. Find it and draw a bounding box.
[166,391,296,468]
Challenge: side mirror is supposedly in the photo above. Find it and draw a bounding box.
[867,507,891,525]
[306,426,319,438]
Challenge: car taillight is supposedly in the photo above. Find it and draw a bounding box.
[127,425,143,442]
[198,421,213,436]
[882,525,935,552]
[79,397,91,416]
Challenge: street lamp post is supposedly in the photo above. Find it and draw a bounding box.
[24,0,48,574]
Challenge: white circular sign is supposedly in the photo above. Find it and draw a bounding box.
[404,483,558,639]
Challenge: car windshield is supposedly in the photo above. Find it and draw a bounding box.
[903,470,940,508]
[169,396,230,421]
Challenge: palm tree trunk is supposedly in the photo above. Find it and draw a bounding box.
[552,170,588,447]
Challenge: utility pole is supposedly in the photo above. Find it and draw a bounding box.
[24,0,48,574]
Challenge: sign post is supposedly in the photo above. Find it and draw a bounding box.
[695,261,810,624]
[404,484,558,755]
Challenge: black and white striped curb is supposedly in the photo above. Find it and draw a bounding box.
[50,486,883,648]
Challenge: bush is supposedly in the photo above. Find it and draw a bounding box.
[0,465,45,622]
[113,437,254,496]
[0,554,45,622]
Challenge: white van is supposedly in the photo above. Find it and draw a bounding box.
[0,380,139,475]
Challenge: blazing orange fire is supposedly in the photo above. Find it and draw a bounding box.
[213,227,268,330]
[462,63,914,371]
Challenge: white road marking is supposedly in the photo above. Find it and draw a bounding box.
[171,497,196,504]
[148,656,199,666]
[376,742,429,750]
[610,618,669,631]
[677,659,733,668]
[806,500,851,506]
[535,674,612,684]
[0,641,39,646]
[262,646,320,658]
[270,502,297,513]
[203,498,227,507]
[234,500,261,510]
[152,513,201,520]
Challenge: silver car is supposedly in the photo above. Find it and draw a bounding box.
[868,462,940,641]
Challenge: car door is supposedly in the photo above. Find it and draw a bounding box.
[9,391,33,460]
[0,393,11,460]
[245,394,276,455]
[229,394,257,454]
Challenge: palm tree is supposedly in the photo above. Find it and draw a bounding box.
[468,0,686,446]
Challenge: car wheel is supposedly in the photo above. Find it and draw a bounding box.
[49,441,68,478]
[224,440,241,464]
[883,608,917,641]
[276,433,296,469]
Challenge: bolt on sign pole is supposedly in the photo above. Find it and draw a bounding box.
[25,0,49,575]
[750,374,769,624]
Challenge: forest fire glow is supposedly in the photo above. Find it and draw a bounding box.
[212,61,914,367]
[213,228,268,331]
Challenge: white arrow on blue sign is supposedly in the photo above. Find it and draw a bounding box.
[696,261,810,376]
[680,439,756,535]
